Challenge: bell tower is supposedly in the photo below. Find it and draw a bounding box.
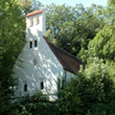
[26,9,46,37]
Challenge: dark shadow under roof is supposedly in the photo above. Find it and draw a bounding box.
[43,36,85,74]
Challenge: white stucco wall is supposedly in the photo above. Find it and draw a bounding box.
[65,71,77,81]
[26,11,45,36]
[13,11,64,99]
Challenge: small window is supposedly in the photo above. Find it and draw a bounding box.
[30,41,32,48]
[30,17,33,27]
[40,82,44,89]
[34,58,37,65]
[24,83,27,92]
[36,16,39,25]
[34,40,37,47]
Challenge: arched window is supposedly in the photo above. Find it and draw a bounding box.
[30,17,33,27]
[36,16,39,25]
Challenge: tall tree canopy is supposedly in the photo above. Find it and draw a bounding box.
[0,0,26,113]
[46,4,105,55]
[0,0,114,114]
[58,57,115,115]
[57,1,115,114]
[78,0,115,64]
[78,25,115,63]
[106,0,115,24]
[19,0,44,14]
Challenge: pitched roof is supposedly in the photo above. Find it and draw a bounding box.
[26,10,43,17]
[43,37,85,74]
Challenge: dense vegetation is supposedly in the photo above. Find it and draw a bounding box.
[58,58,115,115]
[56,0,115,114]
[0,0,26,114]
[0,0,115,114]
[6,92,60,115]
[46,3,105,55]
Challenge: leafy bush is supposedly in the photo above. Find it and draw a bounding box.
[91,101,115,115]
[58,58,115,115]
[8,92,60,115]
[0,0,26,114]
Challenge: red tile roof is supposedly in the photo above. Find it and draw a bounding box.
[43,36,85,74]
[26,9,43,17]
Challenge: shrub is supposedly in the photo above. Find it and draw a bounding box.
[8,92,60,115]
[58,58,115,115]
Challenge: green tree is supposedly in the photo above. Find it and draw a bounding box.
[0,0,26,113]
[58,58,115,115]
[9,92,60,115]
[106,0,115,24]
[19,0,32,14]
[19,0,44,14]
[78,0,115,64]
[46,4,105,55]
[78,25,115,63]
[58,78,82,115]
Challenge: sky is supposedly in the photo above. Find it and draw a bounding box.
[38,0,108,7]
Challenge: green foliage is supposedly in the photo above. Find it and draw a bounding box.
[75,2,115,114]
[58,58,115,115]
[78,1,115,64]
[106,0,115,24]
[19,0,32,14]
[46,4,105,55]
[8,92,60,115]
[58,78,82,115]
[78,25,115,63]
[19,0,44,14]
[0,1,114,115]
[0,0,26,114]
[91,101,115,115]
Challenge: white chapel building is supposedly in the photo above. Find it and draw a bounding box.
[14,9,84,99]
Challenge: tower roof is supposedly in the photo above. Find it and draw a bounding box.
[26,9,44,17]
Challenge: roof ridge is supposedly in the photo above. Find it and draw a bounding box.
[26,9,44,17]
[43,36,85,74]
[49,43,84,64]
[43,36,83,64]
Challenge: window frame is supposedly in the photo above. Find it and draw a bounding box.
[34,58,37,65]
[30,17,33,27]
[30,41,32,48]
[40,81,44,90]
[35,16,39,25]
[24,83,27,92]
[34,40,37,47]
